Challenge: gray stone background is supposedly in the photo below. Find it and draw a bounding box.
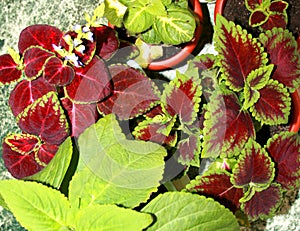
[0,0,299,230]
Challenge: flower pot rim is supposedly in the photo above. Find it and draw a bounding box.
[214,0,300,133]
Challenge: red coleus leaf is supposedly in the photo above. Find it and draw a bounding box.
[249,10,268,27]
[192,54,215,70]
[259,28,300,90]
[9,78,56,117]
[260,14,287,30]
[18,25,63,54]
[92,26,119,60]
[65,56,112,103]
[250,79,291,125]
[108,40,140,64]
[269,0,288,13]
[187,171,244,212]
[266,132,300,190]
[162,71,201,125]
[4,133,40,155]
[177,134,201,167]
[231,139,275,189]
[23,46,54,79]
[202,91,255,158]
[43,56,75,86]
[37,143,58,165]
[245,0,262,11]
[17,92,69,145]
[214,15,268,91]
[97,64,160,120]
[0,54,22,85]
[242,183,283,220]
[61,97,99,137]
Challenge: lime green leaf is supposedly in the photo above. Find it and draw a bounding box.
[104,0,128,27]
[69,114,167,208]
[142,192,240,230]
[0,180,71,231]
[75,204,152,231]
[25,137,73,189]
[145,0,167,16]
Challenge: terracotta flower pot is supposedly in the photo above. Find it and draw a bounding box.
[214,0,300,133]
[148,0,203,70]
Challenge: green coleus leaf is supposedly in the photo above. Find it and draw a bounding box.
[259,27,300,91]
[162,70,202,125]
[75,204,152,231]
[231,139,275,201]
[142,192,240,230]
[214,15,268,91]
[250,79,291,125]
[25,137,73,189]
[154,6,196,45]
[0,180,71,230]
[202,90,255,158]
[266,131,300,190]
[104,0,127,27]
[69,114,167,209]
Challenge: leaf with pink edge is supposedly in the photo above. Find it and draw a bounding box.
[250,79,291,125]
[65,56,112,103]
[259,28,300,91]
[266,131,300,190]
[61,97,99,137]
[202,90,255,158]
[18,25,63,54]
[16,91,69,145]
[186,170,244,212]
[43,56,75,86]
[162,71,202,125]
[97,64,160,120]
[249,10,268,27]
[9,78,56,117]
[23,46,54,79]
[260,13,287,30]
[0,54,23,85]
[242,183,283,220]
[231,139,275,195]
[214,15,268,91]
[176,134,201,167]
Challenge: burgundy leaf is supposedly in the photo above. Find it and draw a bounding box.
[97,64,160,120]
[192,54,215,70]
[43,56,75,86]
[251,80,291,125]
[202,91,255,158]
[61,97,99,137]
[9,78,56,117]
[145,105,164,118]
[2,136,43,179]
[92,26,119,60]
[23,46,54,79]
[4,133,40,155]
[266,132,300,190]
[269,1,288,13]
[17,92,69,145]
[245,0,262,11]
[249,10,268,26]
[0,54,22,84]
[37,143,58,165]
[242,184,283,220]
[215,15,267,91]
[18,25,63,54]
[177,134,201,166]
[259,28,300,90]
[187,171,244,212]
[260,14,287,30]
[65,56,112,103]
[231,139,275,189]
[108,40,140,64]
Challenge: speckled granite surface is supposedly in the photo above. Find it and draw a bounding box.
[0,1,299,230]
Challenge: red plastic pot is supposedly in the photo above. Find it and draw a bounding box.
[214,0,300,132]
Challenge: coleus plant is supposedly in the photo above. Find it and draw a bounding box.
[245,0,289,30]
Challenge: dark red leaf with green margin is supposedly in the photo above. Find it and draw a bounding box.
[231,139,275,188]
[9,78,56,117]
[2,134,43,178]
[108,40,140,64]
[260,14,287,30]
[37,143,58,165]
[202,91,255,158]
[18,25,63,54]
[0,54,22,85]
[43,56,75,86]
[177,134,201,167]
[259,28,300,90]
[23,46,54,79]
[266,132,300,190]
[269,1,288,13]
[17,92,69,145]
[65,56,112,103]
[214,15,267,91]
[92,26,119,60]
[249,10,268,26]
[61,97,99,137]
[4,133,40,155]
[242,184,283,220]
[187,171,244,212]
[245,0,262,11]
[97,64,160,120]
[145,105,164,118]
[192,54,215,70]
